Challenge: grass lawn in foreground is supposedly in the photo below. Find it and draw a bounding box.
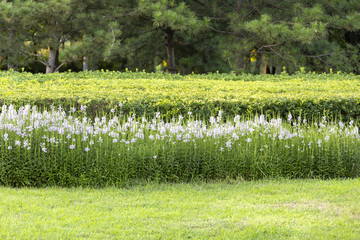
[0,179,359,239]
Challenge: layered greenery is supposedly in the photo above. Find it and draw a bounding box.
[1,104,359,187]
[1,71,360,120]
[1,72,359,186]
[1,179,360,239]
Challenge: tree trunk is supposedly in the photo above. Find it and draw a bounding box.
[254,54,262,74]
[264,61,270,74]
[6,56,15,71]
[7,30,16,70]
[33,56,39,73]
[83,56,88,71]
[83,34,88,71]
[46,47,59,73]
[165,27,176,74]
[33,48,39,73]
[271,66,276,74]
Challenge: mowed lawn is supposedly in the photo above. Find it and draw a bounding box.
[0,179,359,239]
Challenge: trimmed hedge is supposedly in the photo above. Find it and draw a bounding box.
[1,70,360,120]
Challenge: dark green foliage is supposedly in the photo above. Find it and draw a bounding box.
[0,121,359,187]
[1,0,359,74]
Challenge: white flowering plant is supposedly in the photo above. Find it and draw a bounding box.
[0,105,359,187]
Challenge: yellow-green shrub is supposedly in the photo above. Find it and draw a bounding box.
[1,70,359,120]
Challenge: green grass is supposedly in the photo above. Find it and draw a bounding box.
[1,179,359,239]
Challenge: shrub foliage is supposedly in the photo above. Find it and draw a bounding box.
[1,71,360,121]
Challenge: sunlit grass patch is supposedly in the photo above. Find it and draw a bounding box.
[0,179,359,239]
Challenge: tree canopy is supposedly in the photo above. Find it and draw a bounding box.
[0,0,359,74]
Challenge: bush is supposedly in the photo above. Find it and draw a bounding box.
[1,71,360,121]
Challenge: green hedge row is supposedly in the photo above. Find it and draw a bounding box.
[1,70,360,121]
[1,97,359,122]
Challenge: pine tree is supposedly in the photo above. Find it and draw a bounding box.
[137,0,210,73]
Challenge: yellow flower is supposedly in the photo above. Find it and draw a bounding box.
[250,49,257,62]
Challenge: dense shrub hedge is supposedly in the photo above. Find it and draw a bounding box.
[1,70,359,121]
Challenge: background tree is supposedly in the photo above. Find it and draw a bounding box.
[6,0,121,73]
[188,0,360,74]
[0,0,359,74]
[0,0,28,70]
[305,0,360,73]
[137,0,210,73]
